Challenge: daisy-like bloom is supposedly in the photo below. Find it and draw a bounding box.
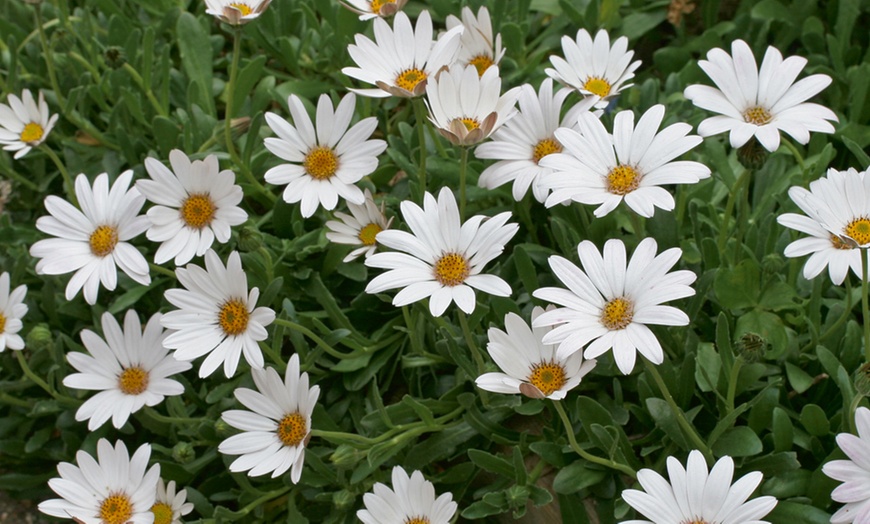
[546,29,641,109]
[219,354,320,481]
[0,89,58,159]
[151,478,194,524]
[683,39,837,152]
[30,171,151,305]
[161,250,275,378]
[533,238,696,375]
[357,466,458,524]
[425,64,519,146]
[621,449,777,523]
[476,307,596,399]
[540,105,711,217]
[342,10,464,98]
[0,272,27,352]
[824,407,870,523]
[445,6,505,76]
[325,188,393,262]
[341,0,407,20]
[138,150,247,266]
[63,310,192,430]
[365,187,519,317]
[39,439,161,524]
[204,0,271,25]
[264,93,386,218]
[476,78,597,203]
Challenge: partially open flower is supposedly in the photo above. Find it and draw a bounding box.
[341,0,407,20]
[204,0,271,25]
[446,6,504,76]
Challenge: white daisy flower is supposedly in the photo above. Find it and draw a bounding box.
[0,272,27,352]
[541,105,711,217]
[219,354,320,482]
[204,0,271,25]
[0,89,59,159]
[30,171,151,305]
[137,150,248,266]
[365,187,519,317]
[151,478,194,524]
[546,29,641,109]
[683,39,837,152]
[38,439,161,524]
[341,0,407,20]
[324,188,393,262]
[824,407,870,523]
[476,306,596,400]
[264,93,386,218]
[532,238,696,375]
[476,78,597,203]
[445,6,505,76]
[786,167,870,249]
[621,449,777,524]
[342,10,464,98]
[357,466,458,524]
[63,310,192,430]
[161,250,276,378]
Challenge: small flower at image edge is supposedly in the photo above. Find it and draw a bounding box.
[152,478,194,524]
[621,449,777,523]
[0,89,58,159]
[38,439,161,524]
[63,310,192,430]
[365,187,519,317]
[325,188,393,262]
[476,306,596,399]
[0,272,27,352]
[358,466,457,524]
[446,6,504,76]
[161,250,275,378]
[204,0,271,25]
[341,0,407,20]
[823,406,870,523]
[137,149,248,265]
[219,354,320,481]
[30,171,151,305]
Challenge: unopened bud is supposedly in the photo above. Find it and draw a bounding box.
[330,444,365,469]
[237,226,263,252]
[761,253,785,275]
[854,362,870,397]
[735,332,767,363]
[332,489,355,510]
[104,46,126,69]
[736,137,768,170]
[171,442,196,464]
[26,324,53,353]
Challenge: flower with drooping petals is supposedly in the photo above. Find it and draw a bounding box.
[325,188,393,262]
[0,89,58,159]
[357,466,458,524]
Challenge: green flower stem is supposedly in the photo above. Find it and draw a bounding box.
[0,165,39,191]
[459,146,469,220]
[427,122,449,158]
[0,392,32,409]
[402,306,425,355]
[551,400,636,478]
[41,145,76,206]
[457,311,485,376]
[849,392,864,434]
[862,248,870,363]
[15,350,65,403]
[781,139,806,172]
[34,6,64,107]
[311,406,465,447]
[273,318,353,360]
[800,278,853,353]
[517,194,539,244]
[412,97,428,201]
[148,262,177,279]
[725,357,743,414]
[143,407,204,425]
[68,51,102,83]
[236,487,292,517]
[717,168,751,260]
[259,340,286,369]
[629,212,645,237]
[122,63,167,117]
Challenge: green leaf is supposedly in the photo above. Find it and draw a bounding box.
[785,362,815,394]
[842,135,870,169]
[231,55,267,118]
[800,404,830,437]
[711,426,763,457]
[765,501,831,524]
[621,12,666,40]
[772,407,795,453]
[714,260,760,309]
[735,310,788,359]
[645,398,688,448]
[176,13,214,115]
[468,449,515,479]
[552,460,607,494]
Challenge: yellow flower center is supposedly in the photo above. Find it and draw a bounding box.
[99,493,133,524]
[20,122,44,143]
[583,77,611,98]
[89,225,119,257]
[218,299,249,336]
[304,146,339,180]
[180,193,216,229]
[743,106,773,125]
[405,518,430,524]
[395,68,428,93]
[458,118,480,131]
[533,138,562,163]
[469,54,494,76]
[118,366,149,395]
[830,234,854,250]
[151,502,174,524]
[229,2,253,15]
[601,297,634,330]
[358,223,382,246]
[0,313,5,334]
[277,412,308,447]
[845,218,870,246]
[434,253,469,287]
[527,362,567,396]
[370,0,396,14]
[606,165,641,195]
[682,520,709,524]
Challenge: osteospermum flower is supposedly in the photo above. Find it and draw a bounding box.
[341,0,407,20]
[0,272,27,352]
[357,466,458,524]
[325,188,393,262]
[219,354,320,481]
[476,307,596,400]
[39,439,161,524]
[445,6,504,76]
[342,10,463,98]
[365,187,519,317]
[541,105,711,217]
[786,168,870,250]
[0,89,58,159]
[824,407,870,523]
[30,171,151,305]
[684,39,837,152]
[151,478,194,524]
[204,0,271,25]
[621,449,777,523]
[264,93,386,217]
[426,64,519,146]
[63,310,192,430]
[546,29,641,108]
[161,250,275,378]
[533,238,696,375]
[476,78,597,203]
[137,150,247,265]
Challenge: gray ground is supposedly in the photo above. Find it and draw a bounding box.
[0,491,47,523]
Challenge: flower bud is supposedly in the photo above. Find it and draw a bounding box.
[171,441,196,464]
[330,444,365,469]
[332,489,355,510]
[735,332,767,363]
[737,137,768,170]
[854,362,870,397]
[104,46,126,70]
[237,226,264,252]
[26,324,53,353]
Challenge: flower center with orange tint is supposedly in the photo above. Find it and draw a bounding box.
[528,362,567,396]
[100,493,133,524]
[583,77,611,97]
[20,122,44,143]
[218,299,249,336]
[830,234,854,250]
[405,518,431,524]
[682,520,709,524]
[469,54,494,76]
[229,2,253,15]
[434,253,469,286]
[845,218,870,246]
[151,502,173,524]
[395,68,427,93]
[743,106,773,125]
[601,297,634,330]
[370,0,396,14]
[277,412,308,446]
[533,138,562,163]
[89,225,119,257]
[0,313,5,334]
[118,366,149,395]
[358,223,382,246]
[606,165,641,195]
[181,193,216,229]
[457,118,480,131]
[304,146,339,180]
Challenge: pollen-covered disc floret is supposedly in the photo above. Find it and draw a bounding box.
[219,354,320,482]
[823,407,870,523]
[533,238,696,375]
[365,187,519,317]
[264,93,386,217]
[684,39,837,152]
[204,0,271,24]
[30,171,151,305]
[151,478,194,524]
[540,105,710,218]
[161,250,276,378]
[357,466,458,524]
[325,188,393,262]
[0,89,58,159]
[445,6,505,76]
[0,272,28,352]
[341,0,407,20]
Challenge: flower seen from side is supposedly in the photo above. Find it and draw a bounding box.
[341,0,407,20]
[204,0,271,25]
[445,6,504,76]
[325,188,393,262]
[683,39,837,152]
[30,171,151,305]
[824,406,870,523]
[0,89,58,159]
[357,466,458,524]
[151,478,194,524]
[0,272,27,352]
[365,187,519,317]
